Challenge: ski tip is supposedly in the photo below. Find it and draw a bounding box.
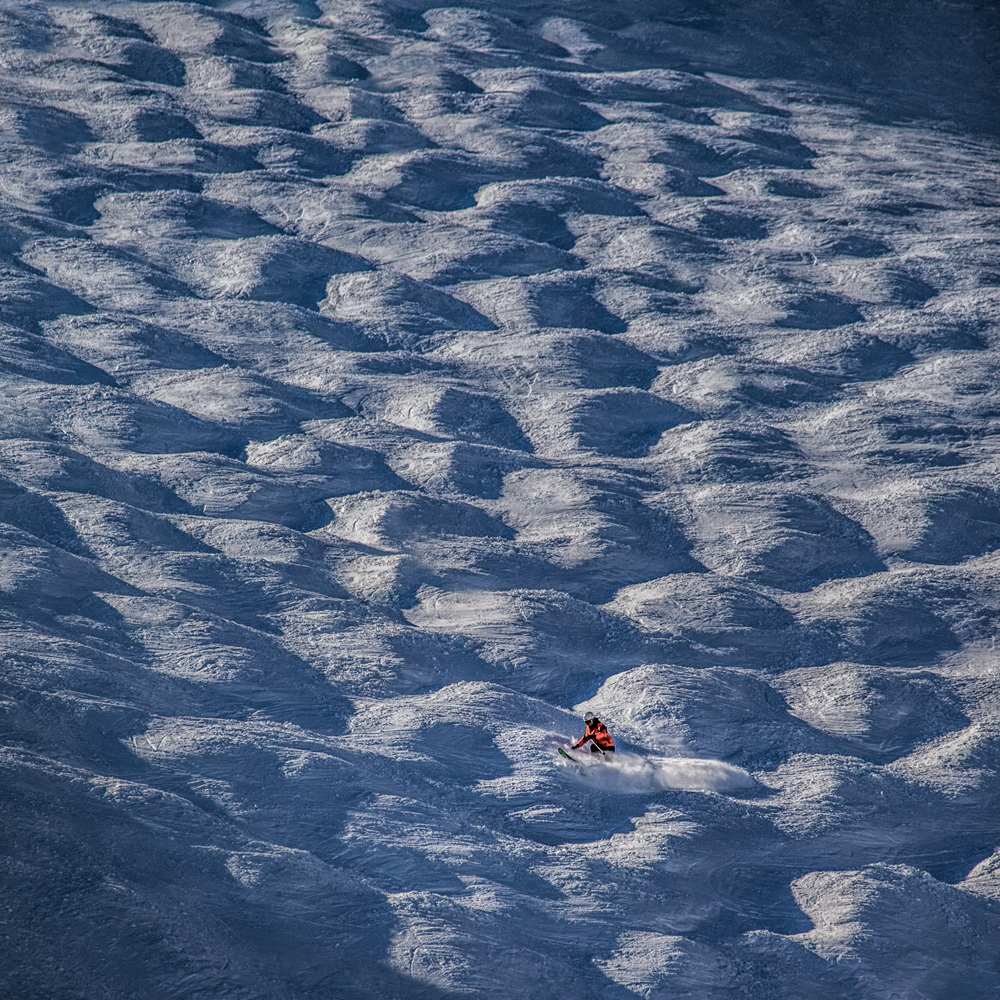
[557,746,589,778]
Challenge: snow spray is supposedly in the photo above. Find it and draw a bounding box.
[561,751,755,794]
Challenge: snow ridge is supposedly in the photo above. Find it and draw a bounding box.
[1,1,999,997]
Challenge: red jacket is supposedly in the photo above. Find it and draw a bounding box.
[573,719,615,751]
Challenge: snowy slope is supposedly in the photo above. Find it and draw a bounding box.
[1,1,999,997]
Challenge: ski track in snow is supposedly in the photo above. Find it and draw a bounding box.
[1,0,999,996]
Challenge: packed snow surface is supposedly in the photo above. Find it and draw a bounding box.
[1,0,1000,997]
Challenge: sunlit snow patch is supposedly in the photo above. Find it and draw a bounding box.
[560,750,755,793]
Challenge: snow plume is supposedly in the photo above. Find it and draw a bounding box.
[560,751,755,794]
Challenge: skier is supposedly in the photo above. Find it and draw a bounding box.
[571,712,615,759]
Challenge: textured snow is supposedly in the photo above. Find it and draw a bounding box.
[1,0,999,997]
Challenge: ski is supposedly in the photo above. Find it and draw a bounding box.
[557,745,589,778]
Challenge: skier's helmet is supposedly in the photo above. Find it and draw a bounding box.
[584,712,597,723]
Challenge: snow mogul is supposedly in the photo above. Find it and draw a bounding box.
[571,712,615,759]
